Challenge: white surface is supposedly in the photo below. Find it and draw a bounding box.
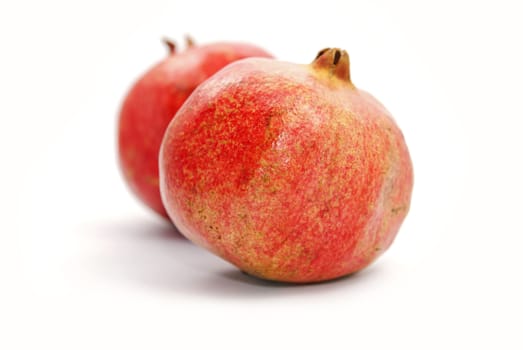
[1,0,522,349]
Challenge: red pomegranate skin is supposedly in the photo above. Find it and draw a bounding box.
[118,40,273,217]
[160,48,413,282]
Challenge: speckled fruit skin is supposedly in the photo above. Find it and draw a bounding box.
[160,48,413,282]
[118,40,272,217]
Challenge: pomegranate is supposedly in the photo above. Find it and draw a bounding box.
[160,48,413,282]
[118,37,272,217]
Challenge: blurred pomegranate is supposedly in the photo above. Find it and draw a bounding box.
[118,37,272,217]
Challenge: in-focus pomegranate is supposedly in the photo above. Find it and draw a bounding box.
[160,48,413,282]
[118,37,272,217]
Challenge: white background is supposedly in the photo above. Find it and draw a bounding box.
[1,0,522,349]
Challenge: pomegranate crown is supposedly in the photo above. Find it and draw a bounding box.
[311,48,351,83]
[162,35,196,55]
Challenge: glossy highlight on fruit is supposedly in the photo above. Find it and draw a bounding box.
[118,37,272,217]
[160,48,413,282]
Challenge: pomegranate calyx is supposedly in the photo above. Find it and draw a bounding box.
[312,48,351,83]
[162,38,176,55]
[185,35,195,48]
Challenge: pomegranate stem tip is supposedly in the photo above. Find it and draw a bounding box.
[185,35,195,48]
[162,38,176,55]
[312,48,351,82]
